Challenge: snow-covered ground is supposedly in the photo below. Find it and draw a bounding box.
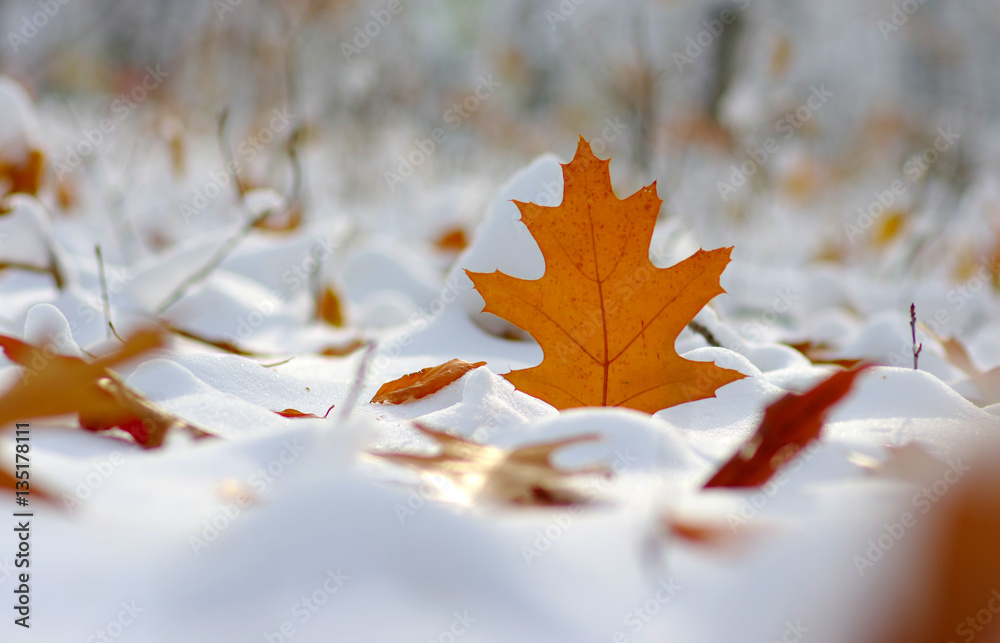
[2,1,1000,641]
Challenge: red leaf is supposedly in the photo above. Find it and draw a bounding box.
[704,367,869,488]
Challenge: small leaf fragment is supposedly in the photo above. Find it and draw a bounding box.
[371,359,487,404]
[274,404,335,419]
[941,338,1000,405]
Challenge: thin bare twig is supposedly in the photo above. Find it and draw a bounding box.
[910,303,923,370]
[153,205,277,314]
[217,107,248,198]
[95,245,113,340]
[687,320,722,348]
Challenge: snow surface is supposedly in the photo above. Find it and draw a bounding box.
[1,5,1000,637]
[1,146,998,641]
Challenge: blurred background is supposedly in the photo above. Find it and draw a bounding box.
[1,0,999,314]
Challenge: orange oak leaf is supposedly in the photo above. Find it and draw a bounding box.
[467,137,745,412]
[274,404,335,419]
[704,366,869,488]
[371,359,487,404]
[370,422,607,506]
[0,330,210,448]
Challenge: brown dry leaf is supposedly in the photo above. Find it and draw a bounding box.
[319,339,367,357]
[873,450,1000,643]
[0,329,211,448]
[371,359,487,404]
[704,367,869,488]
[252,205,303,233]
[316,286,345,327]
[274,404,335,419]
[941,338,1000,405]
[370,422,607,506]
[0,148,44,198]
[434,226,469,252]
[662,514,748,550]
[789,341,864,369]
[467,137,745,412]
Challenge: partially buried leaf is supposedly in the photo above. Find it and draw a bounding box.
[0,329,211,448]
[274,404,335,419]
[370,422,607,506]
[371,358,487,404]
[467,137,744,413]
[319,339,367,357]
[788,341,863,370]
[941,337,1000,405]
[704,366,869,488]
